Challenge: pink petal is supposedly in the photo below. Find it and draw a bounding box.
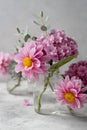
[70,88,78,97]
[66,81,74,90]
[81,87,87,92]
[22,47,29,57]
[29,47,36,58]
[15,64,24,73]
[33,58,41,68]
[24,99,30,106]
[78,94,87,103]
[33,73,39,80]
[74,98,81,108]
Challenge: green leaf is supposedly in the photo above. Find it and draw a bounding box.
[49,54,78,73]
[24,34,31,42]
[40,11,44,17]
[32,36,37,41]
[18,39,21,43]
[33,21,40,26]
[41,25,47,31]
[16,27,20,33]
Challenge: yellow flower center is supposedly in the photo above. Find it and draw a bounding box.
[23,57,32,67]
[64,92,75,103]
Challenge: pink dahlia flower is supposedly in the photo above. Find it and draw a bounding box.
[0,52,12,75]
[55,76,87,109]
[14,41,49,80]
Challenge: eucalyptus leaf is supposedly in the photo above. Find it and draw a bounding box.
[24,34,31,42]
[41,25,47,31]
[40,11,44,17]
[17,27,20,33]
[45,16,49,22]
[32,36,37,41]
[33,21,40,26]
[18,39,21,43]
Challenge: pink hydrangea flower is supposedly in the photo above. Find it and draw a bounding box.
[36,35,57,62]
[14,41,49,80]
[36,29,78,62]
[0,52,12,75]
[55,76,87,109]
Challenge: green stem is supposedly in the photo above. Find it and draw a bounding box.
[8,75,21,93]
[48,81,54,92]
[37,84,48,112]
[37,74,51,112]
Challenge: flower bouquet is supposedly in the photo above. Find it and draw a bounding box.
[1,11,87,116]
[13,11,83,115]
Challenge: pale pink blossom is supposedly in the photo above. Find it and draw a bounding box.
[0,52,12,75]
[14,41,49,80]
[55,76,87,109]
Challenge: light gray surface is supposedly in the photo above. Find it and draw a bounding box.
[0,82,87,130]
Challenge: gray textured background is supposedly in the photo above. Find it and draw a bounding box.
[0,0,87,80]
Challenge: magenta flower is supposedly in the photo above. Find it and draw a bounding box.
[0,52,12,75]
[14,41,49,80]
[65,60,87,86]
[55,76,87,109]
[36,29,78,62]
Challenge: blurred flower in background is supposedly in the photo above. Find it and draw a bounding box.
[0,52,12,75]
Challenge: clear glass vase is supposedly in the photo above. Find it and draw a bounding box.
[7,76,34,96]
[53,103,87,117]
[33,73,87,117]
[33,72,59,115]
